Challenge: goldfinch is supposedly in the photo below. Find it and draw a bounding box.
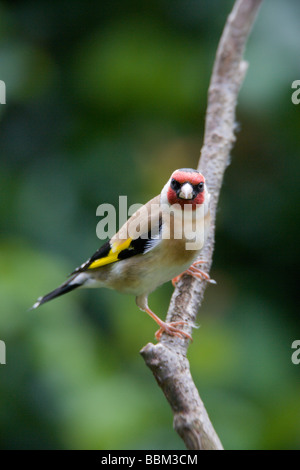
[32,168,212,341]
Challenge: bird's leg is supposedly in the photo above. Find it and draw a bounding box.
[172,259,216,287]
[136,295,192,341]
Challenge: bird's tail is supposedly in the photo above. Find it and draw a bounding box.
[31,274,84,309]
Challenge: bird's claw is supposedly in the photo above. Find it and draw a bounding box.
[155,320,192,341]
[172,260,216,286]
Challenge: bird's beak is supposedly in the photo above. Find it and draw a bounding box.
[179,183,193,200]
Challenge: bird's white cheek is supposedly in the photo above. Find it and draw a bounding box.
[203,188,210,216]
[160,179,172,206]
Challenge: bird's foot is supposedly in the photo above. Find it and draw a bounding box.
[141,304,192,342]
[172,259,216,286]
[155,320,192,341]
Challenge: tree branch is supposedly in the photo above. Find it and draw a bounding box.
[140,0,263,450]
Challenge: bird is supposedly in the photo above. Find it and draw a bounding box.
[32,168,213,341]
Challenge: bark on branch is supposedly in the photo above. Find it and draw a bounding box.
[140,0,263,450]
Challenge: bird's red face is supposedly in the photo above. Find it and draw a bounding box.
[167,169,206,209]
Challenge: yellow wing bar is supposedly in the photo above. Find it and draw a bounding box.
[88,238,132,269]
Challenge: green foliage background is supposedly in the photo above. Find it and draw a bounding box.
[0,0,299,450]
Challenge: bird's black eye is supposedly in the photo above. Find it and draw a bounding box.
[197,182,204,192]
[171,178,181,191]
